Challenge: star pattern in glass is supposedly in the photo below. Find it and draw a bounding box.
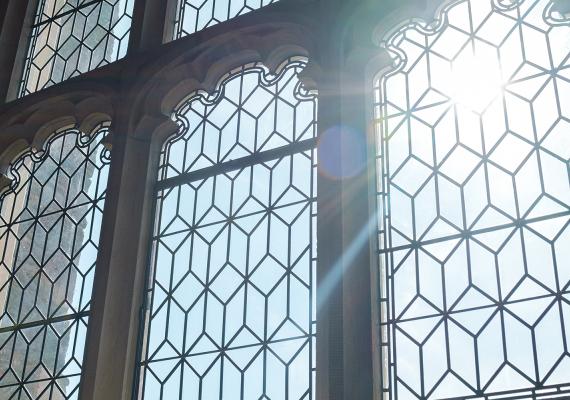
[138,59,318,400]
[19,0,134,97]
[0,126,111,399]
[173,0,278,39]
[375,0,570,398]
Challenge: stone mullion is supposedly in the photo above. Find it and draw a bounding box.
[0,0,39,102]
[339,59,380,400]
[314,2,378,395]
[315,70,377,400]
[0,3,8,33]
[79,100,174,400]
[315,71,345,400]
[128,0,175,53]
[314,2,443,398]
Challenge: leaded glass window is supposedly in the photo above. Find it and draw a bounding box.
[137,59,317,400]
[19,0,134,97]
[173,0,278,40]
[0,126,111,399]
[375,0,570,398]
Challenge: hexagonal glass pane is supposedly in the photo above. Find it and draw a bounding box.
[0,126,111,399]
[19,0,134,97]
[375,0,570,398]
[138,60,317,400]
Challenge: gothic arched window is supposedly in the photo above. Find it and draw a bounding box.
[137,59,317,400]
[375,0,570,398]
[0,126,111,399]
[19,0,134,97]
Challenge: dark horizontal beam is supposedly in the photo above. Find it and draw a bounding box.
[156,137,317,191]
[379,210,570,254]
[0,310,90,334]
[32,0,104,28]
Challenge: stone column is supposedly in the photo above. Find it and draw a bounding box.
[128,0,175,53]
[79,97,177,400]
[0,0,38,101]
[312,0,379,398]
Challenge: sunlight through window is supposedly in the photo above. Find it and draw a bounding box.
[375,0,570,398]
[137,60,317,400]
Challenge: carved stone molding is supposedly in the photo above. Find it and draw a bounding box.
[0,0,321,159]
[0,123,111,203]
[545,0,570,24]
[0,87,114,175]
[353,0,569,80]
[325,0,450,85]
[0,173,12,191]
[125,11,320,141]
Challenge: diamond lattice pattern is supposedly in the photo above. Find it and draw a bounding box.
[375,0,570,398]
[19,0,133,97]
[174,0,279,39]
[140,61,317,400]
[0,128,111,399]
[159,62,316,180]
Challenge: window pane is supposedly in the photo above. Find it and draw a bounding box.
[173,0,278,40]
[159,62,317,180]
[19,0,134,97]
[36,0,110,23]
[375,0,570,398]
[0,127,111,399]
[139,60,317,400]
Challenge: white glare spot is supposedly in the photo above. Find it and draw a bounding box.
[450,47,504,112]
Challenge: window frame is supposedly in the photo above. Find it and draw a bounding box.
[3,0,565,399]
[0,122,112,400]
[369,1,570,399]
[135,58,319,400]
[1,0,381,396]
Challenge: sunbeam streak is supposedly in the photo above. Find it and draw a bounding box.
[317,212,378,314]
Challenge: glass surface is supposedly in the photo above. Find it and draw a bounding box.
[0,127,111,399]
[375,0,570,398]
[159,62,317,180]
[140,61,317,400]
[19,0,134,97]
[173,0,278,39]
